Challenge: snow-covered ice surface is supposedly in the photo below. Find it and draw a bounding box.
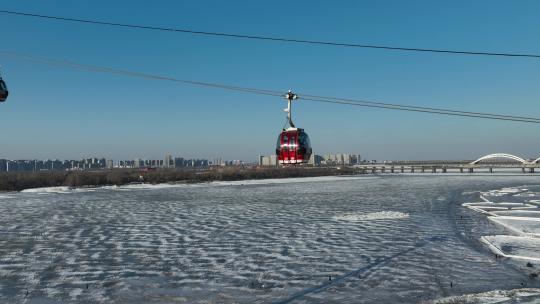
[481,236,540,261]
[427,288,540,304]
[462,182,540,302]
[332,211,409,221]
[491,210,540,218]
[2,175,540,303]
[489,217,540,236]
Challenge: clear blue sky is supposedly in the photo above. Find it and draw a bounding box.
[1,0,539,161]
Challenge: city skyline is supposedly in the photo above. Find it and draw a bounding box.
[1,1,540,160]
[0,152,365,172]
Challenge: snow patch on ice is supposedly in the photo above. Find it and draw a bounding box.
[484,187,524,196]
[105,183,187,191]
[21,186,73,194]
[69,288,83,300]
[481,235,540,261]
[209,175,379,187]
[462,202,536,215]
[15,175,379,194]
[491,210,540,218]
[488,216,540,237]
[430,288,540,304]
[20,186,96,194]
[333,211,409,222]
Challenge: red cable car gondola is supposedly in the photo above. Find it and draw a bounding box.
[276,91,312,165]
[0,77,8,102]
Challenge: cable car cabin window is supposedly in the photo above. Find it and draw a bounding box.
[282,134,289,151]
[275,135,280,155]
[298,134,305,153]
[276,135,284,153]
[304,134,311,148]
[297,133,306,149]
[0,80,6,91]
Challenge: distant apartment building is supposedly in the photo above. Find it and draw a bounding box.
[0,158,109,172]
[0,155,218,172]
[133,158,143,168]
[258,154,360,167]
[211,157,223,166]
[230,160,244,166]
[164,154,173,168]
[119,160,135,168]
[322,154,361,166]
[259,155,278,166]
[186,159,208,167]
[308,154,324,166]
[174,157,185,168]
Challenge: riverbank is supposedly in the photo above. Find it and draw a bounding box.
[0,166,357,192]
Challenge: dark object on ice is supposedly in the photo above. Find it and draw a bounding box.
[450,281,453,288]
[328,276,332,281]
[527,262,534,267]
[530,273,538,279]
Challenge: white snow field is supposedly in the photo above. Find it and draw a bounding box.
[2,175,540,303]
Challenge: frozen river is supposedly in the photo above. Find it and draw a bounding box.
[1,175,540,303]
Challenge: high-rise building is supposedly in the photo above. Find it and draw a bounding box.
[308,155,324,166]
[212,157,223,166]
[174,157,185,168]
[164,154,173,168]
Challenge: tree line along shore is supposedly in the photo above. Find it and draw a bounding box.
[0,167,357,192]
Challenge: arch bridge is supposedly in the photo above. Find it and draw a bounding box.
[354,152,540,174]
[470,153,529,165]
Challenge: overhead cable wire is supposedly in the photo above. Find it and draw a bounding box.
[301,96,540,124]
[299,93,540,122]
[2,50,540,124]
[0,51,282,97]
[1,9,540,59]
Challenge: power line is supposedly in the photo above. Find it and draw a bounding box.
[1,9,540,59]
[2,50,540,124]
